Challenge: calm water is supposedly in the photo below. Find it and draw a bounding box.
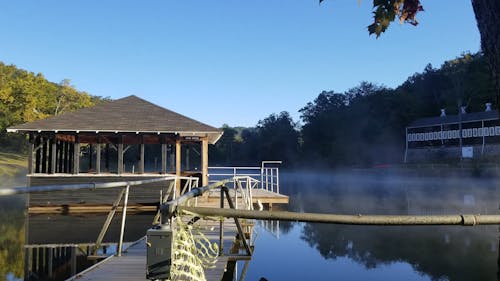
[1,169,499,281]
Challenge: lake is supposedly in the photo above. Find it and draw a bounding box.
[1,169,499,281]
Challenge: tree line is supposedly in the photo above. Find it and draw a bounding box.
[0,62,107,152]
[0,53,495,168]
[209,52,496,167]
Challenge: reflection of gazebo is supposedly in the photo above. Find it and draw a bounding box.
[7,95,222,194]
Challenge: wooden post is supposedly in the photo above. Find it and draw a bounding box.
[50,138,56,174]
[202,137,209,186]
[64,141,69,173]
[70,246,76,277]
[69,141,74,173]
[41,138,47,173]
[118,136,124,174]
[57,140,63,173]
[35,136,41,173]
[73,135,80,174]
[169,144,175,171]
[175,139,181,194]
[186,146,190,170]
[96,137,101,174]
[28,134,34,174]
[139,136,145,174]
[161,136,167,174]
[88,144,93,171]
[105,143,110,171]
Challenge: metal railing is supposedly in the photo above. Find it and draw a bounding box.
[233,176,258,211]
[0,175,202,257]
[161,178,255,259]
[208,160,282,193]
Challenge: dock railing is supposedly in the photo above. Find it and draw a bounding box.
[0,175,200,257]
[208,160,282,193]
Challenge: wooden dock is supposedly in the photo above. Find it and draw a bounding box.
[73,238,230,281]
[29,187,288,213]
[71,208,251,281]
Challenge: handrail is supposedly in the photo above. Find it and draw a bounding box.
[0,176,177,196]
[208,161,282,193]
[161,179,232,213]
[0,175,182,257]
[209,166,262,170]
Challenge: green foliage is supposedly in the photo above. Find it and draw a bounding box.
[210,112,300,167]
[0,62,108,153]
[212,52,495,168]
[0,201,25,281]
[299,52,495,167]
[0,152,27,176]
[319,0,423,37]
[367,0,423,37]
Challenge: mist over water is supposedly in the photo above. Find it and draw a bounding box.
[242,169,500,281]
[1,169,499,281]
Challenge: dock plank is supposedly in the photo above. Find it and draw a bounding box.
[71,218,241,281]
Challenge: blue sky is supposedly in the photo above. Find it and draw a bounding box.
[0,1,480,127]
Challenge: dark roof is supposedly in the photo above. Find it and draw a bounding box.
[408,110,499,128]
[7,95,222,143]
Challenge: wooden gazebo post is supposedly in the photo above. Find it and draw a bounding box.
[175,138,181,196]
[161,135,167,174]
[202,137,209,186]
[72,134,80,175]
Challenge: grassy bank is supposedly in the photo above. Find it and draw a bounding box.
[0,152,27,177]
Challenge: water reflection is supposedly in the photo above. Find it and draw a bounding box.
[278,170,500,281]
[24,212,154,280]
[0,196,25,281]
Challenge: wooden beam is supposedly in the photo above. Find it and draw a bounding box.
[105,143,110,171]
[202,137,209,186]
[57,140,63,173]
[96,137,101,174]
[41,138,47,173]
[117,136,124,174]
[50,138,56,174]
[169,144,175,171]
[139,137,145,174]
[64,141,69,173]
[176,139,181,195]
[73,135,80,174]
[88,144,93,171]
[27,134,34,174]
[186,146,190,170]
[35,136,41,173]
[69,142,74,174]
[161,136,167,174]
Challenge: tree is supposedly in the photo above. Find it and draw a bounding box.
[255,112,300,166]
[471,0,500,109]
[320,0,500,111]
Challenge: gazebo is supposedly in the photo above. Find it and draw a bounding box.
[7,95,222,195]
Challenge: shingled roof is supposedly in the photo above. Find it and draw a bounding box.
[407,110,499,128]
[7,95,223,143]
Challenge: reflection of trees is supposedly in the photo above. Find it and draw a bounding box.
[0,197,26,281]
[301,223,497,281]
[281,171,500,281]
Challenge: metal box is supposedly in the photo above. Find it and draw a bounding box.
[146,226,173,280]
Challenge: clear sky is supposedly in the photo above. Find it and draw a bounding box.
[0,1,480,128]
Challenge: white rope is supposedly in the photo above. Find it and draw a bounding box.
[169,212,219,281]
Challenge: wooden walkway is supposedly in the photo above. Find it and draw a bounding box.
[29,188,288,213]
[206,188,289,205]
[56,186,281,280]
[71,213,247,281]
[73,238,230,281]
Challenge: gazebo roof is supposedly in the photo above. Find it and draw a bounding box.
[7,95,223,144]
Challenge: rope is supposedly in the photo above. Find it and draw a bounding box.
[169,211,219,281]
